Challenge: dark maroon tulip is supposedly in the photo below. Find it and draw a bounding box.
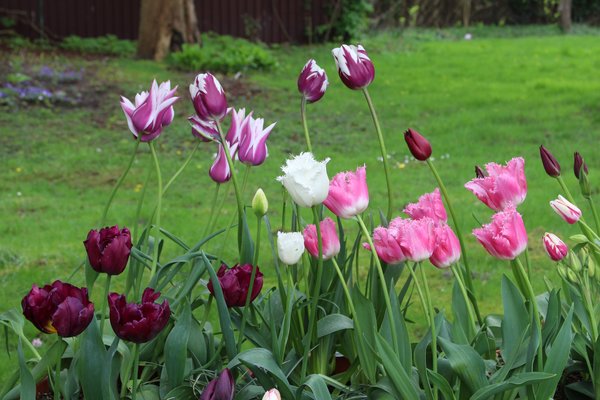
[108,288,170,343]
[207,264,263,308]
[539,145,561,177]
[404,128,432,161]
[190,73,228,121]
[199,368,235,400]
[574,152,588,179]
[84,225,132,275]
[475,165,486,179]
[22,280,94,337]
[297,59,329,103]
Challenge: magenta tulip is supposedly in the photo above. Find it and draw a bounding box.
[207,264,263,308]
[84,225,132,276]
[298,59,329,103]
[331,44,375,90]
[120,80,178,142]
[574,152,588,179]
[209,142,237,183]
[323,165,369,219]
[464,157,527,211]
[539,145,561,177]
[430,224,461,268]
[189,115,218,142]
[372,225,406,264]
[190,73,227,121]
[238,115,276,166]
[22,280,94,337]
[543,233,568,261]
[226,108,251,145]
[404,128,432,161]
[473,207,528,260]
[393,217,436,262]
[200,368,234,400]
[550,195,581,224]
[403,188,447,223]
[303,217,341,260]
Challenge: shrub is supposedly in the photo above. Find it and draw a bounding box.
[59,35,135,57]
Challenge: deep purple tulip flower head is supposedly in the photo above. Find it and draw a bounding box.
[209,141,238,183]
[297,59,329,103]
[84,225,132,276]
[120,80,178,142]
[238,115,276,166]
[22,280,94,337]
[190,73,228,121]
[207,264,264,308]
[108,288,170,343]
[200,368,235,400]
[331,44,375,90]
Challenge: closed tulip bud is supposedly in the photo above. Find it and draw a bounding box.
[567,268,579,283]
[550,195,582,224]
[200,368,235,400]
[209,142,237,183]
[84,225,132,275]
[473,207,528,260]
[262,389,281,400]
[404,128,432,161]
[573,152,588,179]
[331,44,375,90]
[108,288,170,343]
[542,233,568,262]
[557,264,568,280]
[303,217,341,260]
[588,257,596,278]
[323,165,369,219]
[252,188,268,217]
[539,145,561,177]
[567,251,582,272]
[298,59,329,103]
[277,152,330,208]
[277,232,305,265]
[238,115,276,166]
[190,73,227,121]
[207,264,263,308]
[475,165,486,178]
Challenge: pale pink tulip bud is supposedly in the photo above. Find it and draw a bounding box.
[550,195,581,224]
[331,44,375,90]
[262,389,281,400]
[303,217,340,260]
[393,217,436,262]
[120,80,178,142]
[209,142,237,183]
[372,225,405,264]
[464,157,527,211]
[238,115,276,166]
[323,165,369,219]
[473,207,528,260]
[298,59,329,103]
[430,223,461,268]
[403,188,447,223]
[543,233,568,261]
[190,73,227,121]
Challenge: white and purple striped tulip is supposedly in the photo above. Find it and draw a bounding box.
[226,108,252,146]
[550,195,582,224]
[209,141,237,183]
[190,73,227,121]
[238,115,276,166]
[189,115,218,142]
[120,80,178,142]
[543,232,568,262]
[331,44,375,90]
[297,59,329,103]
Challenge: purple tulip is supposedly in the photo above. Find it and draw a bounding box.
[22,280,94,337]
[190,73,228,121]
[84,225,132,276]
[121,80,178,142]
[404,128,432,161]
[574,152,588,179]
[297,59,329,103]
[225,108,251,146]
[108,288,170,343]
[200,368,235,400]
[539,145,561,177]
[209,142,237,183]
[238,115,276,166]
[207,264,263,308]
[331,44,375,90]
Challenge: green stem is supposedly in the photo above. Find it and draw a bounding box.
[54,353,61,399]
[300,97,313,153]
[19,333,41,360]
[99,274,112,336]
[556,176,577,204]
[356,214,399,353]
[582,274,599,341]
[131,343,140,400]
[199,296,213,332]
[203,184,221,238]
[162,142,200,194]
[588,197,600,235]
[331,258,360,334]
[148,142,163,281]
[362,88,393,221]
[451,263,477,338]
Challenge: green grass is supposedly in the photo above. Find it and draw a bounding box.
[2,26,600,382]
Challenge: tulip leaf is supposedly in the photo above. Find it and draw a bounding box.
[500,275,529,367]
[426,369,456,400]
[316,313,353,338]
[78,321,107,400]
[17,339,35,400]
[374,333,421,399]
[0,309,25,338]
[380,285,411,374]
[165,301,192,390]
[470,372,555,400]
[230,348,294,399]
[297,374,333,400]
[163,385,196,400]
[239,210,255,264]
[137,384,160,400]
[438,336,487,396]
[351,287,378,382]
[102,337,121,400]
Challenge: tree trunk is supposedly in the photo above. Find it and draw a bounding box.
[137,0,200,60]
[558,0,572,32]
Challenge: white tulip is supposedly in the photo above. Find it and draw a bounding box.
[277,232,305,265]
[262,389,281,400]
[277,152,330,207]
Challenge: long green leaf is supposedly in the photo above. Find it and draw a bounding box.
[17,339,34,400]
[79,321,106,400]
[438,336,487,396]
[230,348,294,399]
[317,314,354,338]
[297,374,333,400]
[165,301,192,389]
[375,333,420,399]
[471,372,554,400]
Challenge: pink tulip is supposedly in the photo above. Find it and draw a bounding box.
[430,223,461,268]
[121,80,178,142]
[324,165,369,219]
[473,207,528,260]
[372,225,405,264]
[403,188,447,223]
[550,195,581,224]
[331,44,375,90]
[298,59,329,103]
[393,217,436,262]
[209,142,237,183]
[262,389,281,400]
[303,217,340,260]
[238,115,276,166]
[190,73,227,121]
[543,233,568,261]
[464,157,527,211]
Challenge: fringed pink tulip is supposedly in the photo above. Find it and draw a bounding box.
[464,157,527,211]
[323,165,369,219]
[473,207,528,260]
[403,188,447,223]
[543,233,568,261]
[209,142,237,183]
[372,225,405,264]
[190,73,227,121]
[550,195,581,224]
[303,217,340,260]
[298,59,329,103]
[331,44,375,90]
[393,217,436,262]
[430,224,461,268]
[238,115,276,166]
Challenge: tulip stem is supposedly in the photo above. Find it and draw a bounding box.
[300,97,313,153]
[356,214,399,354]
[148,142,162,281]
[162,142,200,194]
[203,183,221,238]
[54,354,61,399]
[331,258,361,338]
[362,88,393,221]
[556,176,577,204]
[451,263,477,338]
[99,274,112,337]
[131,343,140,400]
[587,197,600,234]
[19,334,41,360]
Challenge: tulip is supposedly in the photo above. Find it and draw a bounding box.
[297,59,329,103]
[473,207,528,260]
[464,157,527,211]
[226,108,250,145]
[189,115,218,142]
[121,80,178,142]
[262,389,281,400]
[277,152,330,208]
[372,225,406,264]
[404,128,432,161]
[108,287,170,343]
[475,165,486,178]
[430,223,461,268]
[252,188,268,217]
[543,232,568,261]
[303,217,341,260]
[539,145,561,177]
[200,368,234,400]
[393,217,436,262]
[550,195,582,224]
[207,264,263,308]
[22,280,94,337]
[573,152,588,179]
[190,73,227,121]
[209,142,237,183]
[323,165,369,219]
[403,188,447,223]
[84,225,132,275]
[277,232,305,265]
[238,115,276,166]
[331,44,375,90]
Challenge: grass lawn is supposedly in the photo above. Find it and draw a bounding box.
[1,26,600,382]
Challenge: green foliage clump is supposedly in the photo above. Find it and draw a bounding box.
[60,35,135,57]
[168,34,276,73]
[316,0,373,41]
